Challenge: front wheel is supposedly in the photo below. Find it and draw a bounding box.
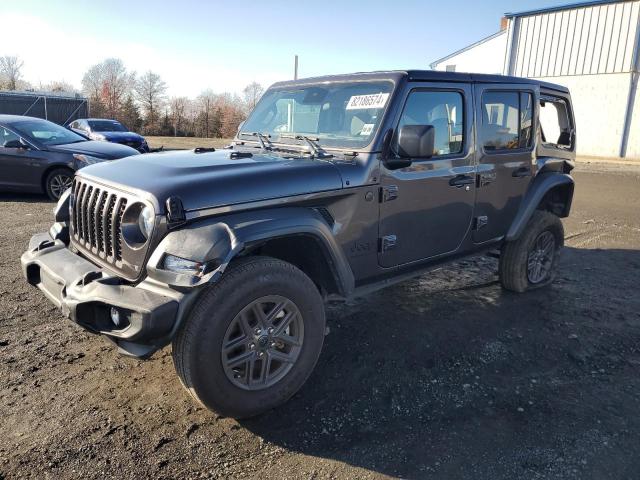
[499,211,564,292]
[172,256,326,418]
[45,168,74,200]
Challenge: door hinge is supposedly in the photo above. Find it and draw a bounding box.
[379,185,399,203]
[474,216,488,230]
[379,234,397,252]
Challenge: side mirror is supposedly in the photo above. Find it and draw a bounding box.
[397,125,435,159]
[3,138,29,149]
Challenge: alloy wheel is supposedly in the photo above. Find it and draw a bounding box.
[221,295,304,390]
[527,230,556,284]
[50,174,73,199]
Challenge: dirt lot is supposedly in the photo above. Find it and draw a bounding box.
[1,161,639,480]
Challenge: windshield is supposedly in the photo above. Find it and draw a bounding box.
[240,81,394,149]
[89,120,127,132]
[11,119,87,146]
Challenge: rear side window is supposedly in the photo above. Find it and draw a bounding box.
[395,90,464,157]
[539,97,572,149]
[481,91,533,152]
[1,127,20,147]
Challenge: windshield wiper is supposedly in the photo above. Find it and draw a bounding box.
[240,132,274,152]
[280,134,333,159]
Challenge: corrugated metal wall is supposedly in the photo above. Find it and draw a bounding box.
[511,0,640,77]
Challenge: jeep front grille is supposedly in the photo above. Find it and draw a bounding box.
[71,178,128,263]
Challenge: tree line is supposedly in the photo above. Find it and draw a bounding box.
[0,55,264,138]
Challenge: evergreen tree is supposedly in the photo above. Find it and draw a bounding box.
[159,111,173,136]
[119,95,142,133]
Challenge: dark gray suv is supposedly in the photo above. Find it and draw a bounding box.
[21,70,575,418]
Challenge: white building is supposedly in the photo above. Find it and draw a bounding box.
[431,0,640,159]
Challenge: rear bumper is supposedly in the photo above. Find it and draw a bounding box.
[112,139,149,153]
[21,232,184,358]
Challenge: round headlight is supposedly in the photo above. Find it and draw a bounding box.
[138,205,154,239]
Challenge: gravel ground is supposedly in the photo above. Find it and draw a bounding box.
[1,162,639,479]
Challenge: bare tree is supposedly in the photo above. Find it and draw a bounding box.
[217,92,247,138]
[101,58,135,117]
[82,64,103,98]
[242,81,264,113]
[81,58,134,118]
[196,89,218,137]
[0,56,24,90]
[169,96,189,136]
[42,80,77,94]
[135,71,167,133]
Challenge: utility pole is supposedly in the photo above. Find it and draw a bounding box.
[294,55,298,80]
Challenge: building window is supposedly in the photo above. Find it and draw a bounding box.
[445,65,456,72]
[481,91,533,151]
[395,90,464,157]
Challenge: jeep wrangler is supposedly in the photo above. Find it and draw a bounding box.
[22,71,575,418]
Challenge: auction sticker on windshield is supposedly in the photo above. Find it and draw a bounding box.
[360,124,374,135]
[346,93,390,110]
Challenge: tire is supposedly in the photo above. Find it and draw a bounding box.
[45,167,74,201]
[172,256,326,418]
[499,211,564,293]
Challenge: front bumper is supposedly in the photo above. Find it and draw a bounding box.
[21,232,182,358]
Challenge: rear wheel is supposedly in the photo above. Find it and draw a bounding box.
[499,211,564,292]
[45,168,74,200]
[172,256,325,418]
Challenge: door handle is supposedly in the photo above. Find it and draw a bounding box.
[449,174,474,188]
[512,167,531,178]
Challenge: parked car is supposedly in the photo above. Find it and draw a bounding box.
[22,70,575,418]
[68,118,149,153]
[0,115,139,200]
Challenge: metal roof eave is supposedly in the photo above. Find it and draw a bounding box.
[505,0,635,18]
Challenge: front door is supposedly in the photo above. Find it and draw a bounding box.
[0,126,44,190]
[472,84,538,243]
[378,83,475,268]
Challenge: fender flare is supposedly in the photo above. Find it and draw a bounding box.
[147,206,355,296]
[505,173,574,241]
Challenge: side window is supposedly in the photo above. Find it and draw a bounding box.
[396,90,464,157]
[481,91,533,151]
[539,97,572,149]
[520,93,533,148]
[1,127,20,147]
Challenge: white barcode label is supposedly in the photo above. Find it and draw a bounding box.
[346,93,389,110]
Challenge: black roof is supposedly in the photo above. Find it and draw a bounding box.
[0,114,51,124]
[271,70,569,94]
[84,118,123,122]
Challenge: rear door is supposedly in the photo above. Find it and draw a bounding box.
[472,84,538,243]
[378,82,476,267]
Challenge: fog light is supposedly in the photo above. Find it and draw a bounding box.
[110,307,121,327]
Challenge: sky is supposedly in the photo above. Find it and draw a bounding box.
[0,0,565,97]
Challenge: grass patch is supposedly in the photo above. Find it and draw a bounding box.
[146,136,232,150]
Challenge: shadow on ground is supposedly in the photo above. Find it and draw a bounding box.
[241,247,640,479]
[0,192,51,204]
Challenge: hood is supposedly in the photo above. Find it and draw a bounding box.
[51,140,140,159]
[79,149,344,213]
[99,131,144,142]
